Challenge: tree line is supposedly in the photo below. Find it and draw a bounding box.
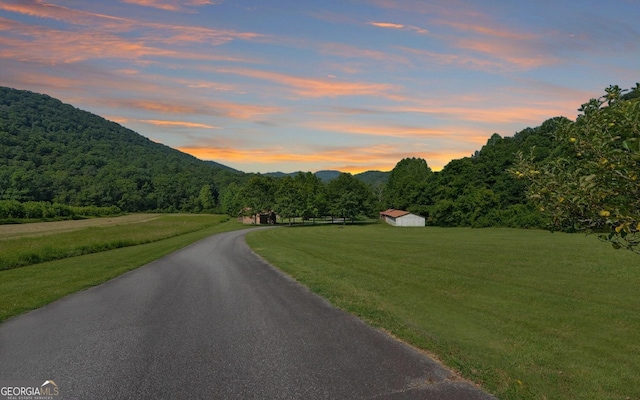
[0,200,121,221]
[220,172,376,224]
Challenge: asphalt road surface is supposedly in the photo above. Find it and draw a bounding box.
[0,228,494,399]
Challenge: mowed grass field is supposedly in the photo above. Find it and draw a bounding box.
[0,214,248,322]
[246,223,640,400]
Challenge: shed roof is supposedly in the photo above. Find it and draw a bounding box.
[380,209,410,218]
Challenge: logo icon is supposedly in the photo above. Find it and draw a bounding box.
[40,380,59,396]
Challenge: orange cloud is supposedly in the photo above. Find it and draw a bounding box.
[370,21,429,35]
[439,20,536,41]
[214,67,398,98]
[371,22,405,29]
[138,119,220,129]
[2,60,285,122]
[455,38,553,70]
[122,0,218,12]
[112,98,284,120]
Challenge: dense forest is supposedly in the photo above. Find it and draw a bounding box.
[0,86,243,213]
[2,85,637,228]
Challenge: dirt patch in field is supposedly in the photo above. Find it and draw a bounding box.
[0,214,162,240]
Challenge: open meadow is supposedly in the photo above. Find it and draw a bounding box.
[0,214,248,322]
[246,223,640,400]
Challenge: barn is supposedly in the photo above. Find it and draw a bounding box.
[380,209,425,227]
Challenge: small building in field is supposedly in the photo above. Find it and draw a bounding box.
[239,210,277,225]
[380,209,425,227]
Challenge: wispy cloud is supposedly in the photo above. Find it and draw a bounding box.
[437,20,535,41]
[319,43,399,62]
[0,0,130,28]
[112,98,284,120]
[371,21,404,29]
[454,37,554,70]
[399,46,506,71]
[303,121,477,140]
[387,103,570,125]
[214,67,399,98]
[138,119,221,129]
[0,0,263,46]
[366,1,561,71]
[370,21,428,34]
[0,15,260,67]
[121,0,219,12]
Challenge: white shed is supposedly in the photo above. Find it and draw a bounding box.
[379,209,425,227]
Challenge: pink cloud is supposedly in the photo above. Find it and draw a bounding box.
[0,16,260,66]
[0,0,263,46]
[0,0,130,28]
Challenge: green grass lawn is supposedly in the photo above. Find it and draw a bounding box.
[0,216,248,322]
[246,223,640,400]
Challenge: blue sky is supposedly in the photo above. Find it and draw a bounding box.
[1,0,638,173]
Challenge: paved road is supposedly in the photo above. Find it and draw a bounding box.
[0,228,494,399]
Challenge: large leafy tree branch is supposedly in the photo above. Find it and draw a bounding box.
[513,84,640,251]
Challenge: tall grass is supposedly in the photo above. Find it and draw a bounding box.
[246,224,640,400]
[0,215,226,270]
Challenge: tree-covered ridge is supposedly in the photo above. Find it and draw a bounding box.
[0,86,243,212]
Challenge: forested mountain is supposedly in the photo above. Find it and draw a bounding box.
[0,86,244,212]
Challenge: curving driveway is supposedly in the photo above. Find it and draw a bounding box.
[0,228,494,399]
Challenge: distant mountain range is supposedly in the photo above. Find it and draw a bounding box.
[265,170,388,185]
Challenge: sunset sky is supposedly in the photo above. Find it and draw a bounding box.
[1,0,638,173]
